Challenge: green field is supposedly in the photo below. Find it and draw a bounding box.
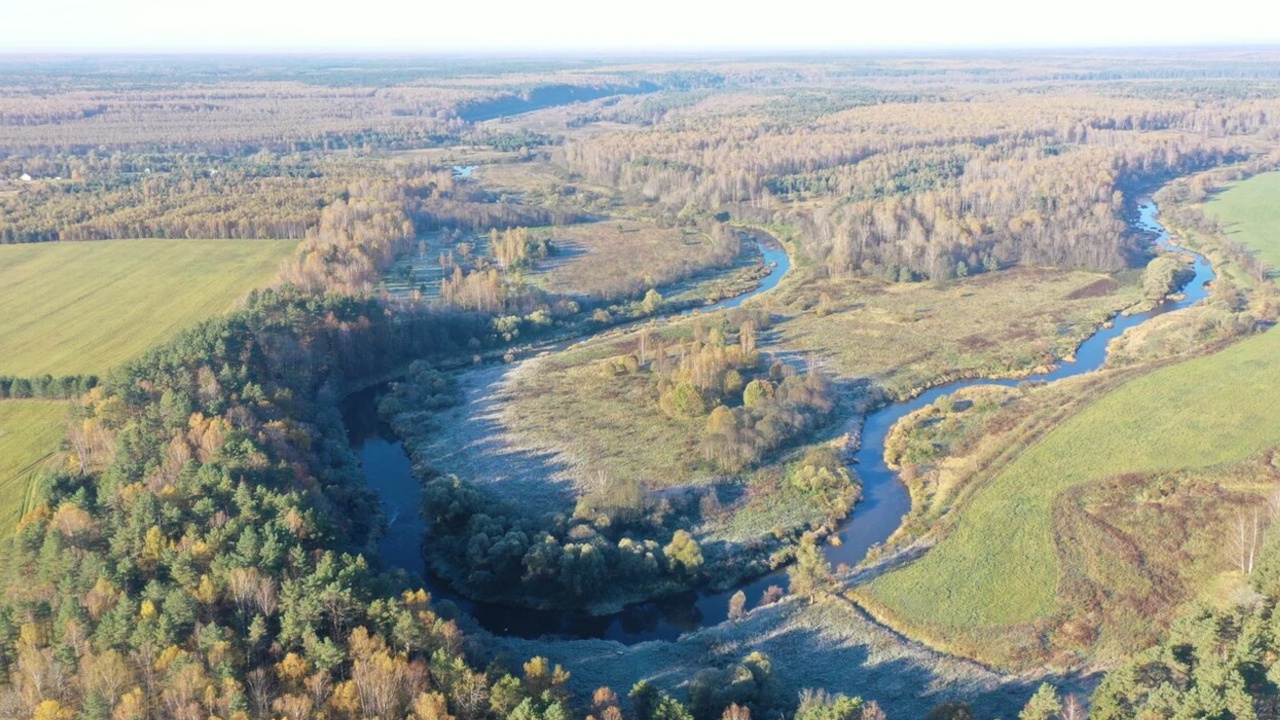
[863,171,1280,665]
[0,401,69,532]
[0,239,294,377]
[1204,171,1280,268]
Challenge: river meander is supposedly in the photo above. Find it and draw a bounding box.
[342,200,1215,643]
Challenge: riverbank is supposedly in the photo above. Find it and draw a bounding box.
[348,199,1183,647]
[858,190,1280,671]
[336,188,1247,716]
[344,234,801,640]
[469,194,1235,718]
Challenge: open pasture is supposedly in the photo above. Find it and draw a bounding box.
[0,401,68,532]
[0,238,293,376]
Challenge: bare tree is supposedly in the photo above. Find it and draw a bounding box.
[305,672,331,710]
[1233,508,1264,574]
[246,667,274,720]
[1061,693,1088,720]
[739,321,756,356]
[862,701,888,720]
[254,576,279,617]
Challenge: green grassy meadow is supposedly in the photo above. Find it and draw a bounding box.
[1203,171,1280,268]
[863,171,1280,666]
[865,327,1280,618]
[0,239,294,377]
[0,401,69,532]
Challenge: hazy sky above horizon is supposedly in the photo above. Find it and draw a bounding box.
[4,0,1280,53]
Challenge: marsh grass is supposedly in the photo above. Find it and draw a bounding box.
[773,267,1142,400]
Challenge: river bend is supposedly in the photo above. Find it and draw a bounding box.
[343,200,1215,643]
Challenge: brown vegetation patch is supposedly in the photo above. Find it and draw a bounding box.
[957,334,995,351]
[532,221,741,301]
[1047,455,1280,666]
[1064,277,1120,300]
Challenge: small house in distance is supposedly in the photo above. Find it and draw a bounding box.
[19,173,32,182]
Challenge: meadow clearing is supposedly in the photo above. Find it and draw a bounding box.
[772,266,1142,399]
[528,221,740,301]
[0,238,294,376]
[401,261,1141,575]
[0,401,68,532]
[1204,170,1280,269]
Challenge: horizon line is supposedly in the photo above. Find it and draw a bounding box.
[2,41,1280,59]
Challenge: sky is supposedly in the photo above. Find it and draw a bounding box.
[3,0,1280,53]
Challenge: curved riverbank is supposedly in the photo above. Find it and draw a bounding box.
[344,199,1215,643]
[343,237,795,640]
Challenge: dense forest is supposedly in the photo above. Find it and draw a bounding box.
[558,95,1280,280]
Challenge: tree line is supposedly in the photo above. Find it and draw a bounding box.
[0,374,97,400]
[0,284,544,719]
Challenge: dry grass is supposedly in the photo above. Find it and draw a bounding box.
[423,265,1138,526]
[772,266,1141,398]
[472,161,578,194]
[395,146,525,165]
[1051,454,1275,664]
[406,340,708,518]
[530,221,735,301]
[501,344,707,489]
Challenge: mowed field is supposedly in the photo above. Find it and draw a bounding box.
[862,171,1280,666]
[0,401,68,531]
[0,239,294,376]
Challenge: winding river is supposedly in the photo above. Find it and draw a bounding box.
[343,199,1215,644]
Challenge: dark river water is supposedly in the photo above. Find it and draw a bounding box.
[342,201,1215,643]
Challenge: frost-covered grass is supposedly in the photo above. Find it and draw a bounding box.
[484,595,1038,719]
